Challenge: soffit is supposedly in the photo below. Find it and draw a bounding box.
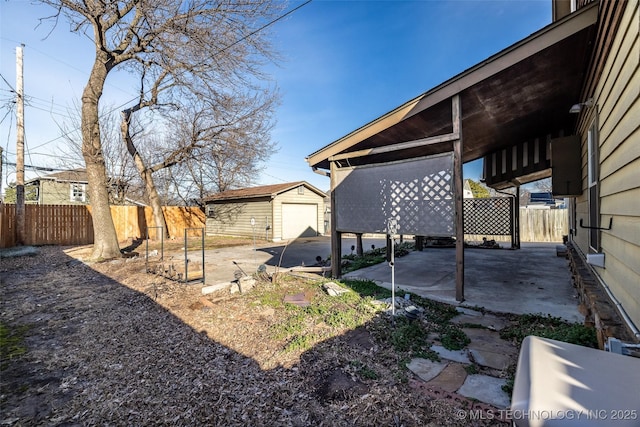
[307,3,598,170]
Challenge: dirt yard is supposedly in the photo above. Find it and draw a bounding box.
[1,244,509,426]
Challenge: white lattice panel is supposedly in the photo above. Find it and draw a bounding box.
[333,153,454,235]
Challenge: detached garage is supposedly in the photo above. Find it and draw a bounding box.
[203,182,326,241]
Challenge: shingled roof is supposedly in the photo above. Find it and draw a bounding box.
[203,181,325,202]
[26,168,88,184]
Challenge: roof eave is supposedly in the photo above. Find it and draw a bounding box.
[306,2,599,169]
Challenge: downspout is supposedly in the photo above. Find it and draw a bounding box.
[313,167,331,238]
[495,187,519,249]
[573,242,640,340]
[269,196,274,242]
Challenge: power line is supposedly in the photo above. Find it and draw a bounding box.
[24,94,74,114]
[2,1,314,170]
[3,161,60,172]
[216,0,312,57]
[0,73,16,93]
[25,102,75,120]
[0,38,135,98]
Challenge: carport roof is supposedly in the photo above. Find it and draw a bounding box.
[203,181,326,202]
[306,3,598,171]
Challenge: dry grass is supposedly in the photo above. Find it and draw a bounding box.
[0,244,508,426]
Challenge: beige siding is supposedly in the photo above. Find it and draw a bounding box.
[272,185,324,240]
[39,181,88,205]
[574,1,640,328]
[573,197,589,250]
[204,184,326,241]
[205,199,272,239]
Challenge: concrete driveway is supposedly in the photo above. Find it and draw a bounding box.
[200,236,581,322]
[201,236,385,280]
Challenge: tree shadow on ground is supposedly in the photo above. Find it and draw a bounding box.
[0,246,508,426]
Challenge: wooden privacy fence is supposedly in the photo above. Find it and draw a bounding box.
[519,208,568,242]
[0,204,205,248]
[109,206,206,241]
[1,204,93,247]
[467,208,568,243]
[1,203,566,248]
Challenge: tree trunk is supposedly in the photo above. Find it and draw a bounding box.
[82,57,121,260]
[121,110,169,239]
[142,168,169,240]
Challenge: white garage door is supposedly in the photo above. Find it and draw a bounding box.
[282,204,318,239]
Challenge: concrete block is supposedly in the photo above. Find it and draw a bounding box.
[202,282,232,295]
[238,277,256,293]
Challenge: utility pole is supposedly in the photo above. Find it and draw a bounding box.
[0,146,3,199]
[16,44,25,245]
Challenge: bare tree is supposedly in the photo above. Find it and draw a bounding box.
[41,0,284,258]
[534,178,553,193]
[166,91,278,206]
[58,102,139,205]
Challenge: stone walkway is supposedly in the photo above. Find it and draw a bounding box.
[405,306,517,409]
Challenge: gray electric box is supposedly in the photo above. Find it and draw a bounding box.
[551,135,582,196]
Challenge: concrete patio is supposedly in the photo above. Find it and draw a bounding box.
[202,236,581,322]
[343,240,582,322]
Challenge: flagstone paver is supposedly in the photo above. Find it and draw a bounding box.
[457,374,510,409]
[425,362,468,392]
[406,358,447,382]
[451,313,510,331]
[430,345,471,364]
[469,348,513,370]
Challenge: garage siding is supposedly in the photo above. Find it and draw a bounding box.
[205,199,272,239]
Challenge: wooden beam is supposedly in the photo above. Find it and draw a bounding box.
[330,162,342,278]
[307,3,597,169]
[452,94,465,302]
[328,132,459,162]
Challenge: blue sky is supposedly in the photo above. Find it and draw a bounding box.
[1,0,551,193]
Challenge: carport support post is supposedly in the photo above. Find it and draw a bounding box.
[356,233,363,256]
[330,165,342,278]
[514,188,521,249]
[452,94,465,302]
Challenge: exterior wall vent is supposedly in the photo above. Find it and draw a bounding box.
[586,253,605,268]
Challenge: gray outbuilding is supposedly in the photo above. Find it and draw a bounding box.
[203,182,326,241]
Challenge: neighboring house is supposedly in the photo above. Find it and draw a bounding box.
[463,180,474,199]
[15,169,142,206]
[525,191,564,209]
[25,169,89,205]
[307,0,639,345]
[203,182,327,241]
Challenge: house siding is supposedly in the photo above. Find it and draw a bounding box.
[38,180,88,205]
[271,186,324,240]
[205,198,272,239]
[574,0,640,330]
